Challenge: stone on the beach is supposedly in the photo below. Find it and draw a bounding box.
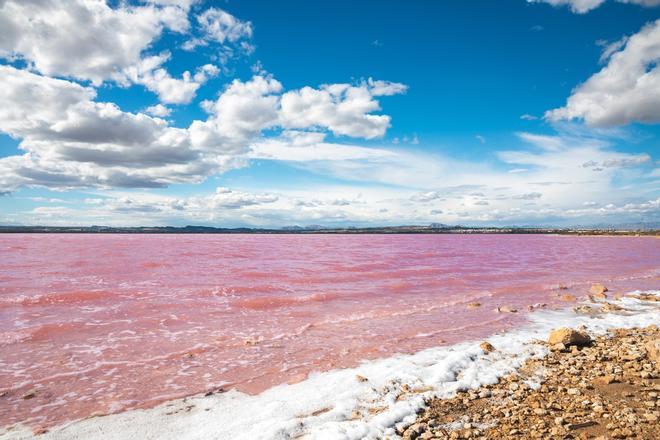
[589,283,608,298]
[601,303,625,313]
[411,326,659,440]
[573,305,595,314]
[496,306,517,313]
[355,374,368,382]
[550,343,566,352]
[467,302,481,309]
[592,374,616,386]
[645,339,660,361]
[480,342,495,353]
[548,328,591,347]
[559,294,576,302]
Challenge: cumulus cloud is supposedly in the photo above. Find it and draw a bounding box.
[121,54,220,104]
[279,79,407,138]
[145,104,172,117]
[0,0,189,84]
[182,7,253,51]
[0,65,405,192]
[528,0,660,13]
[547,20,660,126]
[0,1,248,105]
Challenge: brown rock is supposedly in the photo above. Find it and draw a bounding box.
[559,294,577,302]
[592,375,617,386]
[355,375,368,382]
[590,284,608,297]
[480,342,495,353]
[22,390,37,400]
[467,302,481,309]
[548,328,591,347]
[645,339,660,361]
[601,303,625,313]
[550,343,567,352]
[573,305,595,314]
[567,421,597,430]
[496,306,518,313]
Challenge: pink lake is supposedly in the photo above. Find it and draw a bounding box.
[0,233,658,430]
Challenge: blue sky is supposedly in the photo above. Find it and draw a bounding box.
[0,0,658,227]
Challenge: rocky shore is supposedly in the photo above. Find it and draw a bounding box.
[399,321,659,439]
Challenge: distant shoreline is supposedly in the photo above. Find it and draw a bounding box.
[1,225,659,235]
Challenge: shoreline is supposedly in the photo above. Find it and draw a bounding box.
[1,290,658,439]
[403,324,659,439]
[1,228,659,236]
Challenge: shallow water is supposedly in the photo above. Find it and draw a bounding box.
[0,233,658,429]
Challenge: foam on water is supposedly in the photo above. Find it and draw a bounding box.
[2,291,658,440]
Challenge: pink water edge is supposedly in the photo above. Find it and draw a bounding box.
[0,234,658,430]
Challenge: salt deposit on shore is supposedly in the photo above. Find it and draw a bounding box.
[1,290,658,440]
[403,324,659,439]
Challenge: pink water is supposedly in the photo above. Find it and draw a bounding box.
[0,234,658,430]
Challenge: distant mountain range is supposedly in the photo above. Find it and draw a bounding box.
[1,224,658,235]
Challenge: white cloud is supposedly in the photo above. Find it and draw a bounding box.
[279,79,407,138]
[547,20,660,126]
[197,8,253,44]
[183,7,253,51]
[0,0,189,85]
[516,132,570,151]
[191,75,283,153]
[0,1,246,105]
[0,66,405,192]
[528,0,660,13]
[145,104,172,117]
[121,53,220,104]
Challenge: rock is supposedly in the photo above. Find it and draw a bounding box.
[403,423,425,440]
[590,284,608,297]
[496,306,517,313]
[573,305,595,314]
[644,339,660,361]
[550,343,567,352]
[592,375,617,386]
[404,325,660,440]
[355,375,368,382]
[480,342,495,353]
[22,390,37,400]
[568,421,596,430]
[548,328,591,347]
[559,294,577,302]
[602,303,625,313]
[467,302,481,309]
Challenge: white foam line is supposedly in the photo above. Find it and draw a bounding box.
[2,291,658,440]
